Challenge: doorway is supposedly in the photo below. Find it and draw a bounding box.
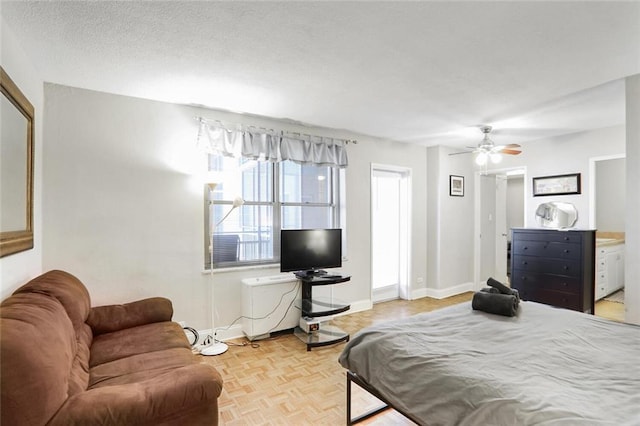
[371,164,411,303]
[474,168,525,287]
[590,154,626,321]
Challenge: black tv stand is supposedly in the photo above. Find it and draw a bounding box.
[294,269,328,279]
[295,274,351,351]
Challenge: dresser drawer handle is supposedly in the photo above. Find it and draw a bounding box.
[563,266,569,270]
[522,261,528,265]
[523,246,528,250]
[564,237,570,241]
[562,282,568,287]
[563,249,570,253]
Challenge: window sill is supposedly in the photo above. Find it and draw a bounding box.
[202,263,281,275]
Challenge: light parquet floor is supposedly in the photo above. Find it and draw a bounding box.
[200,293,623,425]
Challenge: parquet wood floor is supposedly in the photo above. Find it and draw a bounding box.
[200,293,472,425]
[199,293,621,425]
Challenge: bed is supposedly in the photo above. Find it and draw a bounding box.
[338,300,640,425]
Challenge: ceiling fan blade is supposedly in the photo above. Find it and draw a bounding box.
[504,143,521,148]
[448,150,474,156]
[501,149,522,155]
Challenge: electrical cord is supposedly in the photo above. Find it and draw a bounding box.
[183,326,199,346]
[205,281,301,349]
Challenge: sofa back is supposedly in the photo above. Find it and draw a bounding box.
[1,270,93,426]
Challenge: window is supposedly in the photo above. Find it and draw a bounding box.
[205,155,342,269]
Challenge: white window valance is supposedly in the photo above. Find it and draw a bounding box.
[196,120,350,168]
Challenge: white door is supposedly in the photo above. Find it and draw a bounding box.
[479,174,496,283]
[476,169,524,287]
[371,165,411,303]
[494,175,508,281]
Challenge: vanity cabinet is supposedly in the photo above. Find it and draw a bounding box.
[595,243,625,300]
[510,228,595,313]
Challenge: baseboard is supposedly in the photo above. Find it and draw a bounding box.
[424,281,475,299]
[410,287,428,300]
[196,324,244,344]
[343,298,373,315]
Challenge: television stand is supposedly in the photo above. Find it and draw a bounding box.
[294,270,327,279]
[294,274,351,351]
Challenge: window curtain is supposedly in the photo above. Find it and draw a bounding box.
[197,121,349,168]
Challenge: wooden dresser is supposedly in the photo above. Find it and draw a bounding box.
[510,228,596,313]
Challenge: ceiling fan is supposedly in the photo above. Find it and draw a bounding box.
[450,125,522,165]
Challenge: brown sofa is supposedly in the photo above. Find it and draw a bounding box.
[0,270,223,426]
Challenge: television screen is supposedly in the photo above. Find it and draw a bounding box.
[280,229,342,276]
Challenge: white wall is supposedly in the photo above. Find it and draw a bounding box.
[0,14,44,298]
[596,158,625,232]
[426,145,475,295]
[488,125,626,229]
[624,74,639,324]
[506,176,524,237]
[42,84,429,332]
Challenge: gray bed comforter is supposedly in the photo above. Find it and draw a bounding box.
[338,301,640,426]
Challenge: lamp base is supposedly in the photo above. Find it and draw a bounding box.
[200,342,229,356]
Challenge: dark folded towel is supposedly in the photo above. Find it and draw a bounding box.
[487,277,520,302]
[487,277,514,294]
[472,291,519,317]
[480,287,500,294]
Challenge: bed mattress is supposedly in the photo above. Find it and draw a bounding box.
[338,301,640,425]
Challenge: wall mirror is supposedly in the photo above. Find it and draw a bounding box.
[1,66,34,257]
[535,202,578,229]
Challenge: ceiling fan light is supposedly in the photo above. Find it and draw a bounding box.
[475,152,488,166]
[490,153,502,164]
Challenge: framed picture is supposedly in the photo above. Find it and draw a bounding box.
[532,173,581,197]
[449,175,464,197]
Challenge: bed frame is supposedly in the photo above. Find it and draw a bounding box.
[346,371,420,425]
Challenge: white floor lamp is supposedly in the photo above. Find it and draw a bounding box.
[201,185,244,356]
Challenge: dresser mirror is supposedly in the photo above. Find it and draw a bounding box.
[535,202,577,229]
[1,67,34,257]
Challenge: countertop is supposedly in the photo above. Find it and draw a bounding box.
[596,232,625,247]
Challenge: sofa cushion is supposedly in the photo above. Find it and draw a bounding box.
[13,270,91,333]
[90,321,190,367]
[89,347,198,388]
[68,323,93,396]
[88,297,173,335]
[0,292,77,426]
[49,363,223,426]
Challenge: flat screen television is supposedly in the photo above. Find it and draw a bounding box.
[280,228,342,277]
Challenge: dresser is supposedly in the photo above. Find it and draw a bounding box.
[510,228,595,313]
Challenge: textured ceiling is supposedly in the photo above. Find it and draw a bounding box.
[2,1,639,147]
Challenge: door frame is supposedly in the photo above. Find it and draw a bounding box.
[370,163,412,302]
[473,167,527,289]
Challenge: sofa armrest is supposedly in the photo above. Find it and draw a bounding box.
[48,364,223,426]
[88,297,173,335]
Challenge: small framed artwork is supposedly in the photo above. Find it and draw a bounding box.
[532,173,581,197]
[449,175,464,197]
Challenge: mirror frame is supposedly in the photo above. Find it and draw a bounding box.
[1,66,35,257]
[535,201,578,229]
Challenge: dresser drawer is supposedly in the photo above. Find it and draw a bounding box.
[512,256,581,277]
[512,240,581,260]
[511,271,581,294]
[512,231,582,244]
[516,283,581,311]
